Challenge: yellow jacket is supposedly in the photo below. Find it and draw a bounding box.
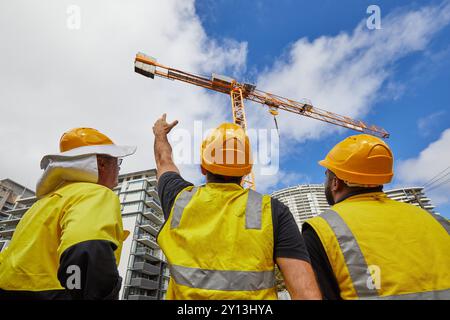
[157,183,278,300]
[0,182,127,292]
[305,192,450,299]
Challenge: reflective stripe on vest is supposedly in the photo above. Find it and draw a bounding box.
[429,213,450,234]
[246,189,263,229]
[171,187,198,229]
[320,209,379,298]
[171,187,264,230]
[169,264,275,291]
[365,288,450,300]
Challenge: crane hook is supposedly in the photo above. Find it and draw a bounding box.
[269,107,280,137]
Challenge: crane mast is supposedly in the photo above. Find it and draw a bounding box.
[134,52,389,190]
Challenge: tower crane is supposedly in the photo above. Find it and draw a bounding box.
[134,52,389,190]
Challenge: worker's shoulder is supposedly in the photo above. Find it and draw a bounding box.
[57,182,118,199]
[268,196,292,217]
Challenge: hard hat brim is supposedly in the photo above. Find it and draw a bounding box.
[318,159,393,185]
[40,144,137,169]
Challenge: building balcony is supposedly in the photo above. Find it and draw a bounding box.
[145,195,161,207]
[0,217,21,226]
[146,188,159,200]
[139,223,159,236]
[16,196,37,207]
[143,210,163,225]
[137,235,159,249]
[129,277,159,290]
[5,207,28,217]
[146,177,157,187]
[132,262,160,275]
[133,248,160,262]
[0,226,16,237]
[127,294,157,300]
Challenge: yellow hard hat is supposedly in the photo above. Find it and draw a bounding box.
[201,123,252,177]
[319,134,394,185]
[60,128,114,152]
[40,127,136,169]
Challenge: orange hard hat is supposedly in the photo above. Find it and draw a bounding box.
[60,128,114,152]
[201,123,252,177]
[319,134,394,185]
[40,127,136,169]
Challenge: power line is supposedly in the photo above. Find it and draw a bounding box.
[423,166,450,188]
[424,171,450,189]
[427,176,450,193]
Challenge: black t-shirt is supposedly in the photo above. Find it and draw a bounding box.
[157,171,310,263]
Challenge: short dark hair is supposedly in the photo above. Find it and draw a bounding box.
[205,171,243,185]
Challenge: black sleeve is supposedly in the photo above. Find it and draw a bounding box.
[57,240,122,300]
[271,198,311,263]
[302,224,342,300]
[157,171,194,220]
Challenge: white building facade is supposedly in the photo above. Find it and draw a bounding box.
[271,184,329,228]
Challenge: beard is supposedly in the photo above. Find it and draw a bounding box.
[325,183,335,206]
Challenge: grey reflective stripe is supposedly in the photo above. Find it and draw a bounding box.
[170,187,198,229]
[320,210,379,298]
[246,190,263,229]
[429,212,450,234]
[365,288,450,300]
[169,264,275,291]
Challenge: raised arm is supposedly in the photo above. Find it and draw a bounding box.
[153,113,179,179]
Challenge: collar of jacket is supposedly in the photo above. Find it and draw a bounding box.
[336,186,384,204]
[35,155,99,198]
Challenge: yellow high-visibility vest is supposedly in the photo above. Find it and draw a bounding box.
[157,183,278,300]
[305,192,450,300]
[0,182,127,291]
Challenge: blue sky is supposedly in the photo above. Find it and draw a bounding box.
[195,0,450,217]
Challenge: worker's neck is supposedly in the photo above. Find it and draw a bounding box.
[335,186,384,204]
[206,177,242,185]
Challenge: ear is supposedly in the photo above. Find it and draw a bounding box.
[200,165,207,176]
[333,177,346,192]
[331,176,339,192]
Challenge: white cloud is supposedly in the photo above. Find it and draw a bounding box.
[246,1,450,142]
[397,128,450,206]
[417,110,446,136]
[0,0,246,190]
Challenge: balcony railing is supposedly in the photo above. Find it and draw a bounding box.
[127,294,157,300]
[129,277,159,290]
[0,226,16,235]
[134,247,160,262]
[132,262,160,275]
[143,210,163,225]
[137,234,159,249]
[139,223,159,236]
[145,195,161,207]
